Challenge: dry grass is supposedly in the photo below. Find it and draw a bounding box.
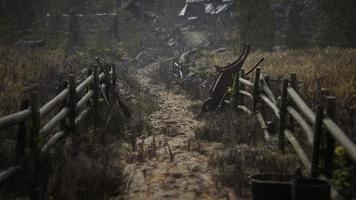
[207,48,356,107]
[0,47,83,117]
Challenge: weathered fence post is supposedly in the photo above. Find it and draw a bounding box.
[289,73,298,131]
[16,99,29,163]
[112,64,117,90]
[59,81,68,131]
[311,105,324,178]
[324,96,336,177]
[92,64,100,131]
[233,71,240,108]
[252,68,261,113]
[290,73,298,93]
[279,79,288,153]
[104,64,111,101]
[68,75,77,150]
[30,92,40,199]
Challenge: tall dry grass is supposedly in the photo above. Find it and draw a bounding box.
[0,47,82,117]
[209,48,356,108]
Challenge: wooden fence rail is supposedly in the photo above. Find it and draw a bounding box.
[0,59,124,193]
[235,67,356,180]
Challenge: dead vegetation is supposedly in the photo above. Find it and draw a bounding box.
[196,111,300,198]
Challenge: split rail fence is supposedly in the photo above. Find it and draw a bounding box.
[233,67,356,180]
[0,58,123,191]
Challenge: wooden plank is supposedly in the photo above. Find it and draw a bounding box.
[0,109,31,130]
[238,90,253,99]
[261,74,277,105]
[239,78,253,88]
[284,129,311,171]
[39,88,69,117]
[237,105,252,115]
[75,108,90,124]
[40,107,69,135]
[0,165,22,184]
[260,94,280,119]
[287,106,313,144]
[287,87,316,124]
[323,117,356,162]
[76,75,94,94]
[76,90,94,111]
[255,112,271,141]
[41,130,65,154]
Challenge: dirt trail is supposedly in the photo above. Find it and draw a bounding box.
[117,62,237,200]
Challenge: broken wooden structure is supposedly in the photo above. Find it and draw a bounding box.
[201,44,250,113]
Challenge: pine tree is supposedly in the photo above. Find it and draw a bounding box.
[236,0,276,50]
[314,0,356,47]
[284,0,305,48]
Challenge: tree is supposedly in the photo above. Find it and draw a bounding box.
[284,0,305,48]
[236,0,276,50]
[67,10,81,49]
[314,0,356,47]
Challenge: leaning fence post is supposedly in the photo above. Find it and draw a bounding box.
[233,71,240,108]
[16,99,29,163]
[30,92,40,199]
[324,96,336,177]
[311,105,324,178]
[68,75,77,145]
[279,79,288,153]
[252,68,261,113]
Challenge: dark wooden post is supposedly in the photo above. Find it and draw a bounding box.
[68,75,77,134]
[112,64,117,90]
[233,71,240,109]
[267,121,274,135]
[92,64,100,131]
[290,73,298,93]
[289,73,298,131]
[30,92,40,199]
[279,79,288,153]
[324,96,336,177]
[59,81,68,131]
[252,68,261,113]
[240,69,245,106]
[104,64,111,100]
[16,99,29,163]
[311,105,324,178]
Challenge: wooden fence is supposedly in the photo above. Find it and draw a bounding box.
[233,67,356,182]
[0,58,126,195]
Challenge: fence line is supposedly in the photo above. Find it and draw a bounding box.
[0,58,126,197]
[235,67,356,177]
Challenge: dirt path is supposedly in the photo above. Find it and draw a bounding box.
[118,62,236,200]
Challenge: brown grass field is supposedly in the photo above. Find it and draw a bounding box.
[0,47,82,117]
[208,48,356,108]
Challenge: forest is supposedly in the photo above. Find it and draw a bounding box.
[0,0,355,199]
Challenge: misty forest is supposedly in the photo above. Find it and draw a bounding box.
[0,0,355,199]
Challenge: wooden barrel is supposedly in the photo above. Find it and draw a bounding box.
[250,173,294,200]
[292,179,331,200]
